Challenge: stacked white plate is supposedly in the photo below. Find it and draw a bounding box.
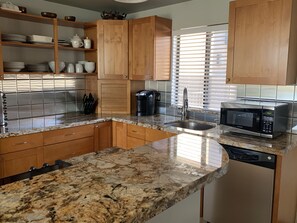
[4,62,25,72]
[26,63,49,72]
[27,35,53,44]
[2,34,27,42]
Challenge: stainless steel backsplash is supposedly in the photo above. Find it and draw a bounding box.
[0,74,86,120]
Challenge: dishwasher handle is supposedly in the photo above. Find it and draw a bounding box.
[221,144,276,170]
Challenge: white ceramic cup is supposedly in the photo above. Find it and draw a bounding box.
[83,38,91,49]
[67,63,74,73]
[75,63,83,73]
[84,62,95,73]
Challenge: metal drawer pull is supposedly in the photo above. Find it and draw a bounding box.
[65,133,75,136]
[15,141,28,146]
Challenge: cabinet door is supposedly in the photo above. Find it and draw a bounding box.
[0,147,43,178]
[98,80,131,114]
[129,16,172,81]
[44,137,94,165]
[129,17,154,80]
[94,121,112,151]
[146,128,176,142]
[98,20,128,80]
[227,0,292,85]
[127,136,145,149]
[112,121,127,149]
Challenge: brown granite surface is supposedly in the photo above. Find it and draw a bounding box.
[1,113,296,155]
[0,134,228,223]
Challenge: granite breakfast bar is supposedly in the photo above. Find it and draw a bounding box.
[0,133,228,222]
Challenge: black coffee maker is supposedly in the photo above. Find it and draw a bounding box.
[136,90,160,116]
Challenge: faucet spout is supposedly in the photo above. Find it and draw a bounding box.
[181,87,188,120]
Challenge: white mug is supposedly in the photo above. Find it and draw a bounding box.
[75,63,83,73]
[67,63,74,73]
[84,38,91,49]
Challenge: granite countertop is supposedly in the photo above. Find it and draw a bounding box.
[0,134,228,222]
[1,113,297,155]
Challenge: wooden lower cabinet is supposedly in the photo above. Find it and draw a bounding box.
[94,121,112,151]
[114,122,176,150]
[112,121,127,149]
[44,137,94,165]
[146,128,176,142]
[127,136,145,149]
[0,147,43,178]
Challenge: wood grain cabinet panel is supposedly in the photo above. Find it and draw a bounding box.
[97,80,131,114]
[129,16,172,81]
[127,136,145,149]
[112,121,127,149]
[0,133,43,154]
[43,125,94,145]
[97,20,128,80]
[145,128,176,142]
[0,147,43,178]
[127,124,146,140]
[227,0,297,85]
[94,121,112,151]
[44,137,93,165]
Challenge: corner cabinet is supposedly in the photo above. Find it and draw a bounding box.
[97,20,129,80]
[129,16,172,81]
[226,0,297,85]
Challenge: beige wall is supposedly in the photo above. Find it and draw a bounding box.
[128,0,230,30]
[6,0,100,22]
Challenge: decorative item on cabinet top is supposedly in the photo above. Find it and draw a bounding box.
[101,11,127,20]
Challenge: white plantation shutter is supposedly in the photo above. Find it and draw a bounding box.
[171,24,237,111]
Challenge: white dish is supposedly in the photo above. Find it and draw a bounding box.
[0,7,21,13]
[4,61,25,66]
[4,68,23,72]
[27,35,52,43]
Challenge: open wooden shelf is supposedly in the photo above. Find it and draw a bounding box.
[0,9,53,24]
[58,45,96,51]
[1,41,54,49]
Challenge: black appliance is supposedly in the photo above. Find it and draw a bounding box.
[220,100,288,138]
[136,90,160,116]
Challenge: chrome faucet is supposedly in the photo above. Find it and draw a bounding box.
[181,87,188,120]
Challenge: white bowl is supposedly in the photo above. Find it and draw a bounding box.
[48,61,65,72]
[84,62,95,73]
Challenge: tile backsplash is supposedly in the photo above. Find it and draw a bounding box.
[2,74,86,121]
[146,80,297,134]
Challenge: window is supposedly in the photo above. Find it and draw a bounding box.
[171,24,237,111]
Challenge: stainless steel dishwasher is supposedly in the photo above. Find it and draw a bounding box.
[203,144,276,223]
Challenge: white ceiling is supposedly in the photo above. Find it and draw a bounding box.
[44,0,191,14]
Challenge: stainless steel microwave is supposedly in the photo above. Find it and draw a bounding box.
[220,100,289,138]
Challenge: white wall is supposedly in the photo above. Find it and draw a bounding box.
[5,0,100,22]
[128,0,230,30]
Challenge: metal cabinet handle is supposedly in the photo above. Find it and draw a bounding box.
[15,141,28,146]
[65,133,75,136]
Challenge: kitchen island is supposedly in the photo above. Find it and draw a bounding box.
[0,133,228,222]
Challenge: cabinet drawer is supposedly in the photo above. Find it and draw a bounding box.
[145,128,175,142]
[127,136,145,149]
[43,125,94,145]
[0,147,43,178]
[0,133,43,154]
[127,124,145,140]
[44,137,94,164]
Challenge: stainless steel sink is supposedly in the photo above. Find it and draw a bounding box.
[164,120,215,131]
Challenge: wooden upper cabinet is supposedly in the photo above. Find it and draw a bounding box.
[227,0,297,85]
[97,20,128,80]
[129,16,172,81]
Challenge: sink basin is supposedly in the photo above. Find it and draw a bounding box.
[164,120,215,131]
